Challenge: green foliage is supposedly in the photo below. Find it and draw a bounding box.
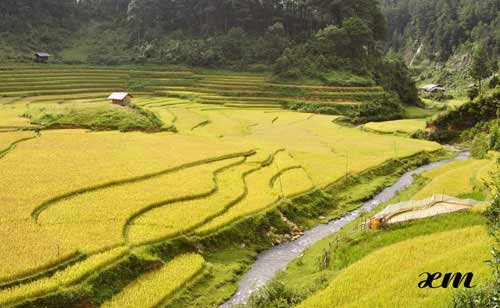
[374,54,420,105]
[242,279,304,308]
[285,93,404,124]
[0,0,79,59]
[468,86,480,101]
[489,76,500,89]
[272,15,383,81]
[428,87,500,142]
[382,0,500,63]
[347,94,403,124]
[471,43,494,92]
[24,102,165,132]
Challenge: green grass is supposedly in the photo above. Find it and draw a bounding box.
[24,102,165,132]
[445,97,469,109]
[403,105,436,118]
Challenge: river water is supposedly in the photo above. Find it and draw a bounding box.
[221,150,470,307]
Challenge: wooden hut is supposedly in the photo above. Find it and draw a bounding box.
[107,92,133,106]
[35,52,50,63]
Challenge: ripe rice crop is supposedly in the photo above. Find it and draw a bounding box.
[127,158,260,245]
[0,79,126,86]
[0,129,252,280]
[149,107,176,129]
[363,119,427,134]
[412,158,491,200]
[0,131,36,153]
[27,92,112,103]
[1,88,123,97]
[273,168,314,198]
[39,157,242,251]
[0,83,125,92]
[195,150,300,234]
[0,77,125,83]
[167,107,209,132]
[0,247,129,306]
[0,104,33,128]
[0,66,446,305]
[101,253,204,308]
[297,226,492,308]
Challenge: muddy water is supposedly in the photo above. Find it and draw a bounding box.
[221,150,470,307]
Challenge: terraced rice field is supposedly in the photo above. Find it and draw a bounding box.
[0,64,385,110]
[297,226,492,308]
[101,254,204,308]
[0,65,442,306]
[412,157,494,200]
[362,119,427,135]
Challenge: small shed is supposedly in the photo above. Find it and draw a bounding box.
[35,52,50,63]
[420,84,446,93]
[107,92,133,106]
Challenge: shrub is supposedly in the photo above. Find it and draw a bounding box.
[243,279,304,308]
[468,86,479,101]
[374,54,420,105]
[347,94,403,124]
[489,75,500,89]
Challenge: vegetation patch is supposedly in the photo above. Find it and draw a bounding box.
[23,102,166,132]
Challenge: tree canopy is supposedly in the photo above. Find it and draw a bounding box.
[381,0,500,62]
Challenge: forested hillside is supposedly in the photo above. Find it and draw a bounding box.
[1,0,385,67]
[381,0,500,63]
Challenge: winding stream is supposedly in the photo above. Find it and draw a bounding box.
[222,150,470,307]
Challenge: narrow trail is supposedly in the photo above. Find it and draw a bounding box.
[221,150,470,307]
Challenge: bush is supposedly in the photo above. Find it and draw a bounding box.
[374,54,420,105]
[242,279,304,308]
[429,87,500,142]
[347,93,403,124]
[451,287,496,308]
[468,86,479,101]
[489,75,500,89]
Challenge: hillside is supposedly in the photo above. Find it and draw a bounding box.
[0,0,422,112]
[381,0,500,92]
[381,0,500,63]
[1,2,499,308]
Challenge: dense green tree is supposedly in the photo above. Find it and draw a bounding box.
[470,43,493,92]
[381,0,500,62]
[375,53,419,105]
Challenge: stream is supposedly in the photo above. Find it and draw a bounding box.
[221,149,470,307]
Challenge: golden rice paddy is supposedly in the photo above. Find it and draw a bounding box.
[297,226,492,308]
[0,65,443,305]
